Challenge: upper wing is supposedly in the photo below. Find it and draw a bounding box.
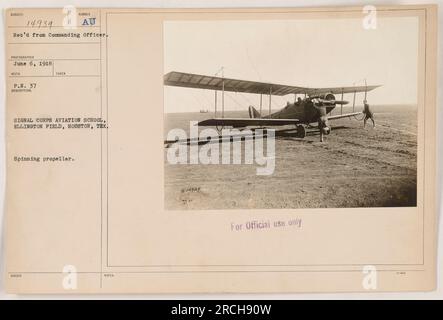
[327,112,362,121]
[164,71,381,96]
[308,86,381,96]
[198,118,299,127]
[165,71,309,95]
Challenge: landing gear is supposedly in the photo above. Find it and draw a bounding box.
[296,124,306,138]
[320,130,324,142]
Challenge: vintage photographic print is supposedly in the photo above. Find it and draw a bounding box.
[164,17,418,210]
[4,5,437,294]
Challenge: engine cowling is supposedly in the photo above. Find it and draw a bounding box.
[310,93,335,101]
[323,93,335,101]
[313,93,337,107]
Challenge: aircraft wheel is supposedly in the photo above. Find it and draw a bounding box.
[296,125,306,138]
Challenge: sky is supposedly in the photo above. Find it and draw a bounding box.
[164,17,419,113]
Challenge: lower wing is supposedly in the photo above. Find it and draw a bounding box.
[198,118,300,127]
[327,112,362,121]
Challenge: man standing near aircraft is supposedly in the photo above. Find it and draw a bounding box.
[363,100,375,128]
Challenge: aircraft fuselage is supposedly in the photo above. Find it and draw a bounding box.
[263,99,334,125]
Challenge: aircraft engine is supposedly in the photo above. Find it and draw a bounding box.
[323,93,335,101]
[311,93,335,101]
[313,93,338,107]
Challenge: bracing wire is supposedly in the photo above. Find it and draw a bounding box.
[226,92,246,110]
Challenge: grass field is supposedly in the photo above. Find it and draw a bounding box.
[164,105,417,210]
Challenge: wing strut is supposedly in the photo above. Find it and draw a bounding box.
[214,67,226,119]
[269,87,272,115]
[222,76,225,118]
[214,89,217,117]
[341,88,344,115]
[260,94,263,116]
[214,67,226,132]
[352,88,356,112]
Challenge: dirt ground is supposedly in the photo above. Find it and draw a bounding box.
[164,105,417,210]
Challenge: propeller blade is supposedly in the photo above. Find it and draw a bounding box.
[316,99,349,105]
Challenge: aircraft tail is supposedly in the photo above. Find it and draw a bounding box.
[248,106,261,119]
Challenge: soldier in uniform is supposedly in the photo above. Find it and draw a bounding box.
[363,100,375,128]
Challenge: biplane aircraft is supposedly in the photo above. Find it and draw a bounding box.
[164,71,381,142]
